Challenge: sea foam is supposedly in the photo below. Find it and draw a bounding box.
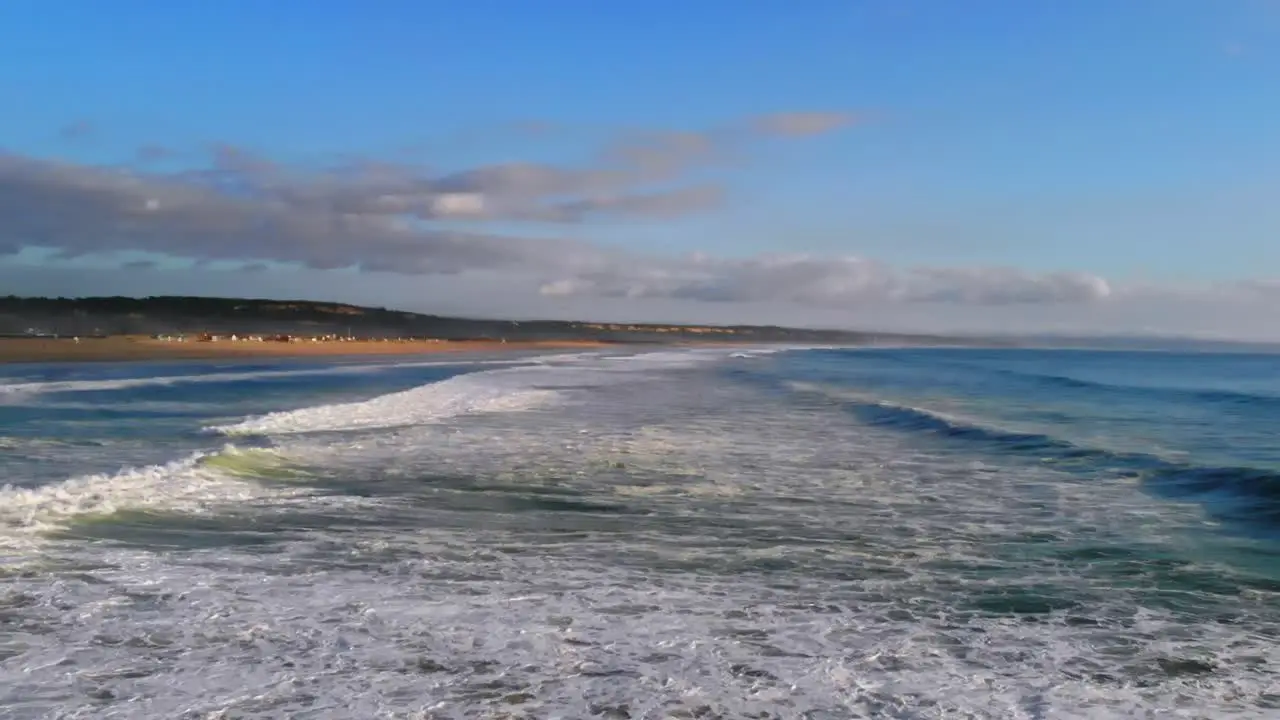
[0,446,309,557]
[0,358,531,400]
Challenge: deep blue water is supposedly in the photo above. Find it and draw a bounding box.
[768,348,1280,539]
[1,346,1278,718]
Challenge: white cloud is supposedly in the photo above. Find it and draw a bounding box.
[0,141,1141,312]
[538,255,1111,307]
[1,112,1274,339]
[900,267,1111,305]
[1,259,1277,340]
[428,192,486,216]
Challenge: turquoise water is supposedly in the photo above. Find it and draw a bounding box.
[1,346,1277,718]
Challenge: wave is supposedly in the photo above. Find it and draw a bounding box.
[0,435,112,450]
[808,348,1280,410]
[199,447,314,481]
[597,349,741,367]
[730,348,806,359]
[206,350,707,437]
[210,375,559,436]
[985,367,1280,409]
[0,445,311,556]
[1,348,738,555]
[785,381,1096,454]
[786,381,1280,529]
[0,348,730,404]
[0,358,528,399]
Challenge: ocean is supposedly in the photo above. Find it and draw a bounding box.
[1,346,1278,718]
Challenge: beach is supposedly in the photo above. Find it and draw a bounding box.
[0,335,615,363]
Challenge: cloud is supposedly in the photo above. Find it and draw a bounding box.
[538,255,1112,306]
[3,260,1277,341]
[1231,277,1280,299]
[550,185,726,221]
[2,112,1116,310]
[0,150,611,273]
[901,267,1111,305]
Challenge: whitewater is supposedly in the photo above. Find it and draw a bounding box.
[1,346,1278,718]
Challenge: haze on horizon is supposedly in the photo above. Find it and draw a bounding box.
[2,0,1278,341]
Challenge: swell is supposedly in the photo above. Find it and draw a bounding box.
[804,348,1280,410]
[982,366,1280,410]
[786,381,1280,530]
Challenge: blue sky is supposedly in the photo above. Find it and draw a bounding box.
[2,0,1278,338]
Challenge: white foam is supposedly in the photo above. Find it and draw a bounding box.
[209,371,558,436]
[208,349,729,437]
[733,344,832,357]
[527,350,613,364]
[0,348,725,556]
[0,446,307,557]
[594,348,737,369]
[0,358,527,399]
[0,366,357,398]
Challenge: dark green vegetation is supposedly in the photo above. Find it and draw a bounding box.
[0,295,991,345]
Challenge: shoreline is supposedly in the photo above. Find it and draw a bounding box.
[0,336,622,364]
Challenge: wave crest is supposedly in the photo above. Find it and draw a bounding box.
[787,381,1280,529]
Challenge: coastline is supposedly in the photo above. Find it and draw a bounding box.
[0,336,618,364]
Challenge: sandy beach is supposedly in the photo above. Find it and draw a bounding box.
[0,336,616,364]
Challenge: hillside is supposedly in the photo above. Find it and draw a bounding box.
[0,295,989,346]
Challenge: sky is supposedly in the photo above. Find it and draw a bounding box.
[1,0,1278,339]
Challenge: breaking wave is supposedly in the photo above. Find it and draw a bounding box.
[208,372,560,436]
[0,358,529,399]
[0,445,310,557]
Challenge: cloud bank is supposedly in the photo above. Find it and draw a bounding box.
[0,110,1160,314]
[539,256,1111,306]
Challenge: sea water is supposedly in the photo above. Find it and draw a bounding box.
[0,346,1277,718]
